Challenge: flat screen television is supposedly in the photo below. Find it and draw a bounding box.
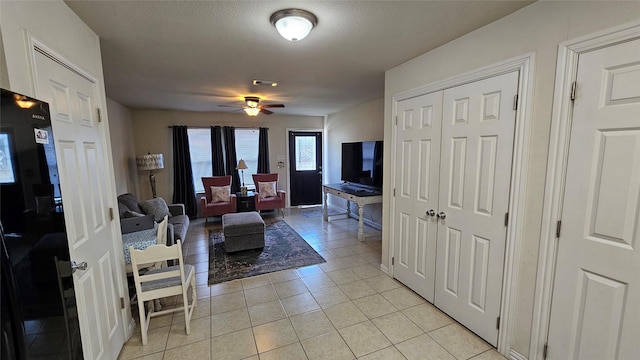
[341,141,383,189]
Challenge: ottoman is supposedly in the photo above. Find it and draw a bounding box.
[222,212,265,252]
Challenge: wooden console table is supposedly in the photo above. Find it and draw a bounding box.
[322,183,383,241]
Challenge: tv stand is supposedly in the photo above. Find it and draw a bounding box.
[322,183,382,241]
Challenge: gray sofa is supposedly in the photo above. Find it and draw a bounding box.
[117,193,190,246]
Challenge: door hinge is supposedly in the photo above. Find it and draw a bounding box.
[570,81,577,101]
[120,297,125,309]
[395,116,398,125]
[392,257,395,266]
[543,343,548,359]
[393,188,396,197]
[504,213,509,226]
[513,94,518,110]
[496,316,500,329]
[556,220,562,238]
[97,108,102,122]
[109,207,114,221]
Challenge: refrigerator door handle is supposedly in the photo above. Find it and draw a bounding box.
[70,261,88,273]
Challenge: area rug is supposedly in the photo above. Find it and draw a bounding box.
[208,220,326,285]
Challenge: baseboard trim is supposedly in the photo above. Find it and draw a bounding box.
[509,349,528,360]
[379,263,389,274]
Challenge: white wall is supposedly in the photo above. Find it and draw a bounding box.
[108,98,139,196]
[130,109,323,203]
[325,98,384,225]
[383,1,640,356]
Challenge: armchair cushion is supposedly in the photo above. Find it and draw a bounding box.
[210,185,231,203]
[139,197,173,222]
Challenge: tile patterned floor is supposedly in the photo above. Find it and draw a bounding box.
[118,208,506,360]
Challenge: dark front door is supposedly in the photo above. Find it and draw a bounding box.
[289,131,322,206]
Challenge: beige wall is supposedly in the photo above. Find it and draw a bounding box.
[325,98,384,225]
[384,1,640,356]
[130,110,323,202]
[108,98,139,196]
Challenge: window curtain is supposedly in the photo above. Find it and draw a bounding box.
[257,127,270,173]
[223,126,241,193]
[210,126,225,176]
[172,125,197,217]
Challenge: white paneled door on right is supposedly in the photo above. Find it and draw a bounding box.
[547,38,640,359]
[393,71,518,347]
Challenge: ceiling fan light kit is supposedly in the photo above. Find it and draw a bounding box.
[270,9,317,42]
[244,107,260,116]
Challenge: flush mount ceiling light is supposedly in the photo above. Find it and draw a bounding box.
[270,9,317,42]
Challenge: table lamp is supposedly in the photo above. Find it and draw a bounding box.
[236,159,248,195]
[136,153,164,198]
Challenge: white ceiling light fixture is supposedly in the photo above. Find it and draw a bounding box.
[244,107,260,116]
[270,9,317,42]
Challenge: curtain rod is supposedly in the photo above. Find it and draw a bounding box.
[167,125,267,129]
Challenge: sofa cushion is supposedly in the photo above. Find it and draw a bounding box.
[139,197,172,222]
[118,193,142,214]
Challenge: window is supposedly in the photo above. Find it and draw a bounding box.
[0,133,15,184]
[294,135,316,171]
[187,128,260,193]
[187,128,212,193]
[234,129,259,189]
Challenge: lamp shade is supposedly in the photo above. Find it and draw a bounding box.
[270,9,317,42]
[236,159,248,170]
[136,153,164,171]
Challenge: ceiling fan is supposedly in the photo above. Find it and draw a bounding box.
[219,96,285,116]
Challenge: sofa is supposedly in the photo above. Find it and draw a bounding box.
[117,193,190,246]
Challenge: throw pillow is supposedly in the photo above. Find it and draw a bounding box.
[139,197,172,222]
[210,185,231,203]
[258,181,277,199]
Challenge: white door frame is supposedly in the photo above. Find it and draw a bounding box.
[24,32,132,338]
[389,52,535,356]
[530,20,640,360]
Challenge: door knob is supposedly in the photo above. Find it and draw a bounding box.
[70,261,88,273]
[426,209,435,217]
[436,212,447,219]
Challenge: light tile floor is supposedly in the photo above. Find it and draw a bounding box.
[118,208,506,360]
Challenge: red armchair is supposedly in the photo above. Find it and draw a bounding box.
[252,173,286,217]
[201,176,236,223]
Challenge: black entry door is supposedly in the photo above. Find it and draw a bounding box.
[289,131,322,206]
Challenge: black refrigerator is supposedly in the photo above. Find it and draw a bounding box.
[0,88,83,359]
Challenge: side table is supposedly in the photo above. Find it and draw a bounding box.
[236,191,256,212]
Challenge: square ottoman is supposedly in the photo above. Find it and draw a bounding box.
[222,212,265,252]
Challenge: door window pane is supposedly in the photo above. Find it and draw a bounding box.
[295,136,316,171]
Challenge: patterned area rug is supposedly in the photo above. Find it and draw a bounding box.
[208,220,326,285]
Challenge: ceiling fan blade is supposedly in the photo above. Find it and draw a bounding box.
[218,104,241,108]
[260,104,285,108]
[260,108,273,115]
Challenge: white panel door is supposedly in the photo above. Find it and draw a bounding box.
[393,92,442,302]
[547,38,640,360]
[434,71,518,346]
[34,50,125,360]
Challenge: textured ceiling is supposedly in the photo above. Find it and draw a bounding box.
[64,0,532,117]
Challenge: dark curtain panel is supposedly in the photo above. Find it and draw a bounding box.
[172,125,197,217]
[210,126,225,176]
[257,127,270,173]
[223,126,241,193]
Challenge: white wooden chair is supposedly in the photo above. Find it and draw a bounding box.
[124,215,169,274]
[129,240,196,345]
